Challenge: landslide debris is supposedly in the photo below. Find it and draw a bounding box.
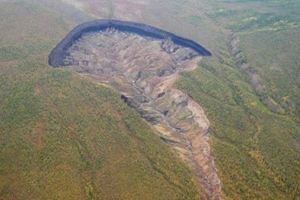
[53,28,222,200]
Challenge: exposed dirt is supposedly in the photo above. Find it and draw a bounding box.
[62,29,222,199]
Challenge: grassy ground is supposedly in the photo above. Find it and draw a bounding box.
[177,57,300,199]
[176,0,300,199]
[1,0,299,199]
[0,1,200,199]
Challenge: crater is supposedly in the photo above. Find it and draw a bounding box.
[49,19,221,200]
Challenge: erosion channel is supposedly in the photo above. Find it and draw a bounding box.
[49,20,221,200]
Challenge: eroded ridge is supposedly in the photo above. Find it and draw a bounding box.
[55,29,221,199]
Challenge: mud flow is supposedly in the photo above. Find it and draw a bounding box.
[60,29,221,200]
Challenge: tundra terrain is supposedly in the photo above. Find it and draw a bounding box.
[0,0,299,200]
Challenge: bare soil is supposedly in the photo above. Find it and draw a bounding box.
[62,29,222,199]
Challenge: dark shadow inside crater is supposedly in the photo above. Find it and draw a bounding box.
[48,19,211,68]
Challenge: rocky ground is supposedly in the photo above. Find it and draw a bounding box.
[63,29,222,199]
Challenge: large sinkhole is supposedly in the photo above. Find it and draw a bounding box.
[48,19,222,200]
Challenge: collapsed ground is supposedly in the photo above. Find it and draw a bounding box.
[55,29,222,199]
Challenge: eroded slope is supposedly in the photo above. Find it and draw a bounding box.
[0,1,202,200]
[59,29,222,199]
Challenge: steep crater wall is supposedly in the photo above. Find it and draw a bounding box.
[48,19,211,67]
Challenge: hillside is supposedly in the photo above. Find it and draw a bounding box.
[0,0,299,200]
[0,1,200,199]
[175,0,300,199]
[60,0,300,199]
